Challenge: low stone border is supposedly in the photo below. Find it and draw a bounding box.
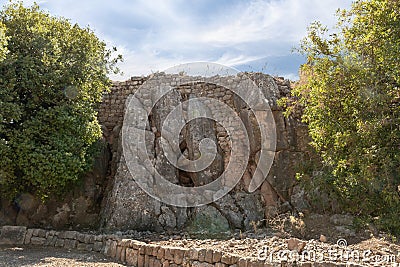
[0,226,350,266]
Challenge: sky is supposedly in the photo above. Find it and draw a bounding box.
[1,0,353,81]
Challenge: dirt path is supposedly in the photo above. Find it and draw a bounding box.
[0,246,124,267]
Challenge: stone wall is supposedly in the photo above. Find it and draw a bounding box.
[99,73,312,232]
[0,72,312,232]
[0,225,341,267]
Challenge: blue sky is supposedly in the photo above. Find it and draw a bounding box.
[1,0,352,81]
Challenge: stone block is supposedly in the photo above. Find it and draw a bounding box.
[77,242,87,250]
[148,256,156,267]
[204,249,213,263]
[64,239,78,249]
[120,246,126,263]
[119,238,131,247]
[157,247,165,259]
[30,237,46,245]
[55,238,65,247]
[36,229,47,238]
[238,258,248,267]
[152,246,159,257]
[173,249,184,265]
[212,250,222,263]
[230,255,239,264]
[139,245,146,255]
[198,248,206,262]
[110,240,118,258]
[77,233,86,243]
[138,253,145,267]
[93,241,103,252]
[0,226,27,245]
[164,247,174,260]
[221,254,232,264]
[144,254,150,267]
[45,230,56,238]
[188,248,199,260]
[145,244,154,255]
[24,229,34,244]
[126,248,138,266]
[84,234,94,244]
[94,235,104,242]
[153,259,162,267]
[59,230,78,239]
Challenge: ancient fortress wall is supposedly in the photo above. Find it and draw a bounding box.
[0,72,311,232]
[98,73,311,232]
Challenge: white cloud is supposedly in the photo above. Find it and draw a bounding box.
[4,0,352,80]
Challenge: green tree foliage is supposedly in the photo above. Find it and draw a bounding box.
[0,2,120,199]
[284,0,400,234]
[0,21,7,61]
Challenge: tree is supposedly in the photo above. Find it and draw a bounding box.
[0,2,120,199]
[285,0,400,234]
[0,21,7,61]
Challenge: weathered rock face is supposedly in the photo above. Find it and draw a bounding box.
[0,72,313,232]
[0,140,111,229]
[99,73,313,233]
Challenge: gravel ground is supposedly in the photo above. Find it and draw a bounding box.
[0,246,124,267]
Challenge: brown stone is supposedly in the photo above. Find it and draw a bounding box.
[145,244,154,255]
[116,246,123,261]
[126,248,138,266]
[144,254,150,267]
[173,249,184,265]
[198,248,206,262]
[204,249,213,263]
[153,259,162,267]
[139,245,146,254]
[130,240,145,249]
[189,248,199,260]
[164,247,174,260]
[288,238,306,252]
[231,255,239,264]
[238,258,248,267]
[148,256,155,267]
[109,240,118,258]
[152,245,159,257]
[212,250,222,263]
[157,247,165,259]
[260,181,278,207]
[221,254,232,265]
[120,247,126,262]
[137,253,145,267]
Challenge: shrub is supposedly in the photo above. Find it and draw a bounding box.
[0,2,120,199]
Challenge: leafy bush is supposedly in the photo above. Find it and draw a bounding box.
[0,2,120,199]
[282,0,400,235]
